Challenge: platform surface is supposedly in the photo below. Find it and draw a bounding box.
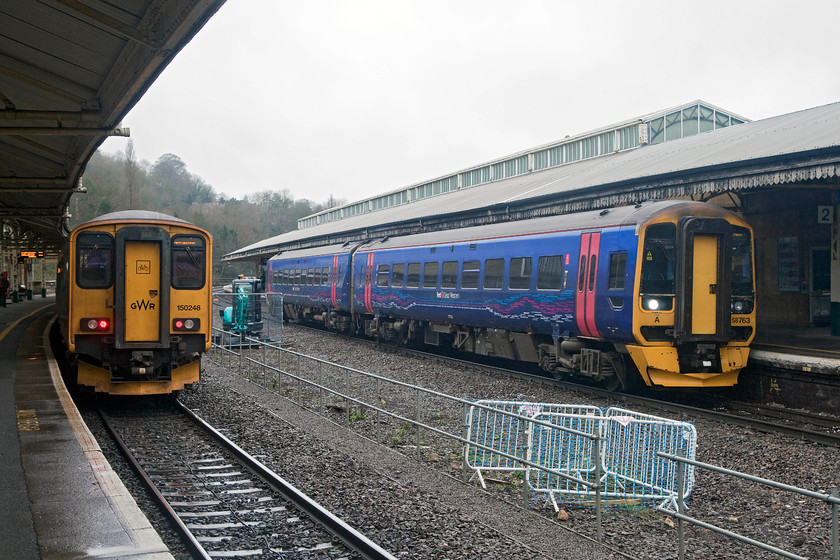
[0,295,173,560]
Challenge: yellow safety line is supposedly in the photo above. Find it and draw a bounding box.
[754,342,840,356]
[0,303,54,344]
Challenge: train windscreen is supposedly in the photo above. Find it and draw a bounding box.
[640,223,676,296]
[76,232,114,289]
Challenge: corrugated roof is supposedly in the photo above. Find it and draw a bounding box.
[224,101,840,262]
[0,0,226,251]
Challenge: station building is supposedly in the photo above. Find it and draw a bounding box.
[224,100,840,340]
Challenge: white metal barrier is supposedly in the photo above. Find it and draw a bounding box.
[464,400,697,510]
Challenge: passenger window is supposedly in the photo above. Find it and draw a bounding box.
[406,263,421,288]
[509,257,532,290]
[308,268,316,285]
[77,232,114,289]
[313,268,321,286]
[608,252,627,290]
[462,260,480,289]
[376,264,390,287]
[441,261,458,288]
[295,269,302,285]
[537,255,564,290]
[392,263,405,287]
[484,258,504,289]
[322,267,330,285]
[423,262,439,288]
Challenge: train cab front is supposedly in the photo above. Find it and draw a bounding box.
[627,215,756,388]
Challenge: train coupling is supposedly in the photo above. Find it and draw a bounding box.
[130,350,156,378]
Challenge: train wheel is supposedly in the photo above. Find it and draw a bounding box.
[600,353,629,392]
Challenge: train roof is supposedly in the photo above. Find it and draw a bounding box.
[269,200,745,258]
[77,211,193,228]
[268,242,360,261]
[357,200,743,251]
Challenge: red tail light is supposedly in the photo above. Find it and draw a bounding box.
[172,318,200,331]
[80,318,110,331]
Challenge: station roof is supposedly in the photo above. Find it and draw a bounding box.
[223,101,840,262]
[0,0,226,253]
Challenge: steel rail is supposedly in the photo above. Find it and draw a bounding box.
[294,323,840,447]
[97,407,213,560]
[176,401,399,560]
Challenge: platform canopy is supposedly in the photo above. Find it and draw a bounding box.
[223,101,840,263]
[0,0,226,253]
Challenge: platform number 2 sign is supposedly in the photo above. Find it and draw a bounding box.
[817,206,834,224]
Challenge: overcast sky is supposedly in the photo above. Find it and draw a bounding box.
[100,0,840,206]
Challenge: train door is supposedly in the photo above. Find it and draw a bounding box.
[363,252,375,313]
[576,232,601,337]
[115,226,170,349]
[331,255,340,309]
[124,241,160,341]
[675,217,731,341]
[575,231,601,337]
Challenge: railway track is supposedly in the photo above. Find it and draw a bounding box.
[287,322,840,447]
[98,400,397,560]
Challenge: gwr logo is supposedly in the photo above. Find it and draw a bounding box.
[131,299,156,311]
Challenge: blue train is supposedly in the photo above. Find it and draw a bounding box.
[266,200,755,389]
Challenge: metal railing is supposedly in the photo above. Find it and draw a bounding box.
[656,451,840,560]
[209,326,606,541]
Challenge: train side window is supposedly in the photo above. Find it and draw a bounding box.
[76,232,114,289]
[441,261,458,288]
[588,255,597,291]
[608,252,627,290]
[509,257,532,290]
[295,269,301,285]
[322,266,330,285]
[406,263,421,288]
[376,264,390,287]
[392,263,405,287]
[484,258,504,289]
[423,262,439,288]
[172,235,206,289]
[462,260,480,289]
[313,268,321,286]
[537,255,564,290]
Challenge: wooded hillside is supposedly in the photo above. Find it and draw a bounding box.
[69,145,343,280]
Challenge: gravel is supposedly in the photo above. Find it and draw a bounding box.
[87,323,840,559]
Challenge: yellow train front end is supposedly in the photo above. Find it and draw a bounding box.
[626,203,756,388]
[61,212,212,395]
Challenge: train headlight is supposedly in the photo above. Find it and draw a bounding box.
[731,298,753,314]
[173,318,200,331]
[641,297,673,311]
[81,318,110,331]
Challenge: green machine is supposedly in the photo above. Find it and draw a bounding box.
[220,277,263,336]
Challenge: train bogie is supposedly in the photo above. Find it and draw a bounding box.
[57,211,213,395]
